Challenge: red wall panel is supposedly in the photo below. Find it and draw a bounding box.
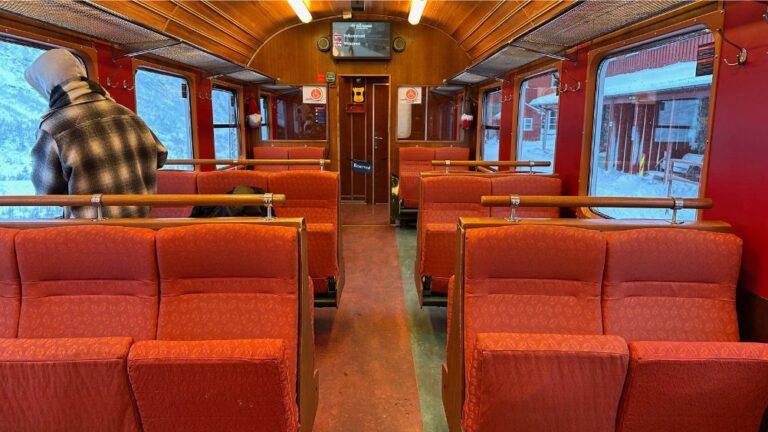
[553,47,589,197]
[95,43,136,112]
[704,1,768,299]
[498,71,516,163]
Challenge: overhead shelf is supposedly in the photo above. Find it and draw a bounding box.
[0,0,274,84]
[449,0,692,83]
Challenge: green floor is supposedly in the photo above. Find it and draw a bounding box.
[396,227,449,432]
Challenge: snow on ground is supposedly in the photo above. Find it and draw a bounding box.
[591,168,700,220]
[518,140,554,173]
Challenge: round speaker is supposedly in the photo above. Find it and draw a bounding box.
[392,36,406,53]
[317,37,331,52]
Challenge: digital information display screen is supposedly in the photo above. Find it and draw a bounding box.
[331,21,391,60]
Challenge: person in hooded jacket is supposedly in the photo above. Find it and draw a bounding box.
[24,48,167,218]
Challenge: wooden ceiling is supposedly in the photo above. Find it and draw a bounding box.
[90,0,574,68]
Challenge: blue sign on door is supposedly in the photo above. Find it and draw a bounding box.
[351,159,373,174]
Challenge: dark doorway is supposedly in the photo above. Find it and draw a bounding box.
[339,76,389,204]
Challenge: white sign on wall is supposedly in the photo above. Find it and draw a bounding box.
[398,86,422,104]
[302,86,327,104]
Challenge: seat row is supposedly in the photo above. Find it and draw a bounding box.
[252,146,326,171]
[155,169,342,305]
[416,173,561,303]
[444,223,768,432]
[0,222,316,432]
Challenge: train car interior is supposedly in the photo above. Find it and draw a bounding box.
[0,1,767,431]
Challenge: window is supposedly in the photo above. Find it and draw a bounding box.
[480,88,501,161]
[517,71,559,174]
[588,29,714,220]
[212,87,240,160]
[135,69,193,168]
[267,86,327,140]
[259,95,270,140]
[397,86,460,141]
[0,40,80,219]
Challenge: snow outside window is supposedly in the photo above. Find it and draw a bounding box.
[0,40,81,219]
[212,87,240,163]
[517,70,558,174]
[135,69,193,170]
[480,88,501,161]
[588,29,714,220]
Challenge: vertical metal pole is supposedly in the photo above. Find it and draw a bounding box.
[445,160,450,174]
[263,193,275,220]
[505,194,521,222]
[90,194,104,221]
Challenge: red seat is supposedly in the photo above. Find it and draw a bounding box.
[270,171,339,295]
[196,170,270,194]
[0,337,140,432]
[398,147,436,208]
[455,225,627,432]
[15,225,159,341]
[434,147,470,173]
[152,170,198,218]
[489,175,561,218]
[418,176,490,296]
[128,224,301,432]
[603,229,768,432]
[288,146,325,171]
[0,228,19,338]
[253,146,289,171]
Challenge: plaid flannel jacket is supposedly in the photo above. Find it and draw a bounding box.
[31,93,168,218]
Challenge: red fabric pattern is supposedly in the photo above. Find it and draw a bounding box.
[15,226,158,341]
[463,226,607,379]
[196,170,270,194]
[152,170,198,218]
[0,228,19,338]
[420,223,457,294]
[617,340,768,432]
[155,224,299,388]
[434,147,470,172]
[0,337,141,432]
[489,176,562,218]
[398,147,436,206]
[399,173,422,208]
[288,146,324,170]
[463,332,628,432]
[128,339,298,432]
[253,147,289,171]
[603,229,742,342]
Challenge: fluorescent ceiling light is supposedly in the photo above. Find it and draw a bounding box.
[408,0,427,25]
[287,0,312,23]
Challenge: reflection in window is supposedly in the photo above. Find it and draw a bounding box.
[517,71,558,173]
[212,87,240,161]
[267,87,327,140]
[259,95,270,140]
[480,89,501,161]
[135,69,193,169]
[589,30,714,220]
[397,87,459,141]
[0,40,72,219]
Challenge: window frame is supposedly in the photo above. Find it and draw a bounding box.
[211,83,244,160]
[132,62,198,166]
[260,84,329,144]
[259,94,270,141]
[396,85,463,144]
[578,11,724,220]
[475,84,501,161]
[510,64,561,170]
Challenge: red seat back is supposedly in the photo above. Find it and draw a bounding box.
[463,225,606,380]
[0,228,19,338]
[15,226,159,340]
[490,176,562,218]
[398,147,435,175]
[288,146,325,171]
[434,147,470,172]
[152,170,198,218]
[420,176,491,224]
[269,171,338,225]
[155,224,300,390]
[253,147,289,171]
[603,229,742,342]
[196,170,270,194]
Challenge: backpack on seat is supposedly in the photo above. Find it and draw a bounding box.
[190,186,275,218]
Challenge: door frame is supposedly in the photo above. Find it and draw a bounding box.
[335,74,391,206]
[372,81,390,205]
